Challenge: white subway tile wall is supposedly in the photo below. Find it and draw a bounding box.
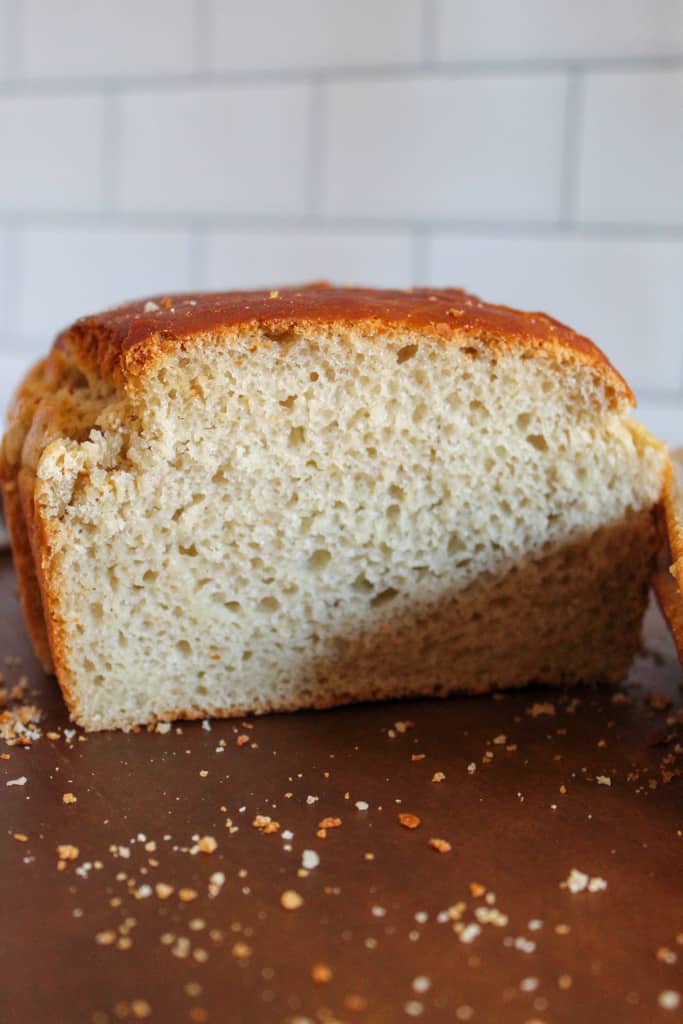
[22,0,198,78]
[0,95,105,212]
[17,227,195,342]
[0,0,681,447]
[321,75,568,221]
[578,70,683,225]
[117,85,312,215]
[434,0,683,61]
[204,230,414,291]
[207,0,424,72]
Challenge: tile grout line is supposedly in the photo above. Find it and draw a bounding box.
[0,54,682,98]
[0,211,682,240]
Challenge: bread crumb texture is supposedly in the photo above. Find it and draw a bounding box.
[0,296,668,731]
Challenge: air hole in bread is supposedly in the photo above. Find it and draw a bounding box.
[527,434,549,452]
[397,344,418,364]
[308,549,331,571]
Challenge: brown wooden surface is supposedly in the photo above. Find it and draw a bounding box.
[1,550,682,1024]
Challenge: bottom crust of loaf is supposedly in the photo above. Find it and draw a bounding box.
[52,507,656,732]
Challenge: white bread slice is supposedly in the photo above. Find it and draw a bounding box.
[654,448,683,658]
[0,285,669,731]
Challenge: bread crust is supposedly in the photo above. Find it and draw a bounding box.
[0,472,53,671]
[662,449,683,589]
[657,448,683,659]
[53,284,633,403]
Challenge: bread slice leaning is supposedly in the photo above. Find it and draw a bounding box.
[0,285,670,731]
[654,448,683,658]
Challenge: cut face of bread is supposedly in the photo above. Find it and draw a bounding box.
[654,448,683,658]
[0,286,669,731]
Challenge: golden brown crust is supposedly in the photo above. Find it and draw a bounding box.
[0,475,53,671]
[0,368,56,673]
[55,283,633,403]
[662,449,683,591]
[653,569,683,658]
[657,448,683,661]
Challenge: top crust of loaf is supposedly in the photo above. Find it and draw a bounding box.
[54,283,633,404]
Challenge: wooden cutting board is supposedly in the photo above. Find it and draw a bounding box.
[1,550,682,1024]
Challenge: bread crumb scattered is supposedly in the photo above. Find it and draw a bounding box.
[131,998,152,1019]
[527,702,556,718]
[280,889,303,910]
[312,963,333,983]
[561,868,607,894]
[232,941,252,960]
[344,994,368,1012]
[57,843,79,861]
[459,923,481,944]
[399,813,421,829]
[428,838,452,853]
[62,792,77,804]
[658,990,681,1010]
[252,814,280,833]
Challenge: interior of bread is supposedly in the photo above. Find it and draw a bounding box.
[7,326,667,730]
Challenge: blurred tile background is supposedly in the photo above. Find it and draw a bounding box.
[0,0,682,443]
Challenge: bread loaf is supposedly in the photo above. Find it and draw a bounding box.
[0,284,669,731]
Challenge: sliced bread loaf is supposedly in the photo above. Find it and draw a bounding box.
[0,285,669,730]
